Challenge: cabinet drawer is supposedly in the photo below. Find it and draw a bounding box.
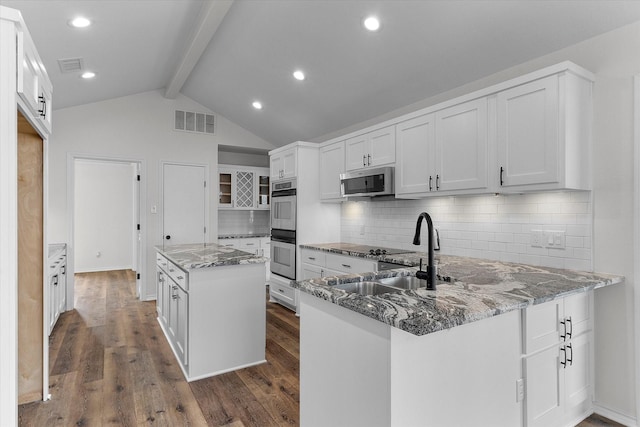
[524,299,563,354]
[301,249,326,267]
[325,253,376,275]
[563,292,591,338]
[270,281,295,305]
[164,259,187,290]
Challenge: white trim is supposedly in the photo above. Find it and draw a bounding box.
[0,15,19,426]
[66,153,147,308]
[159,160,210,246]
[634,73,640,427]
[593,403,638,427]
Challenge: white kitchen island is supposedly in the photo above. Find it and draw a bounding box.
[296,251,623,427]
[156,243,267,382]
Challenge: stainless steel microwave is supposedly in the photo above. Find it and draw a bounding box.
[340,166,394,198]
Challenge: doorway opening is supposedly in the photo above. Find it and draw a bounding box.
[66,155,145,311]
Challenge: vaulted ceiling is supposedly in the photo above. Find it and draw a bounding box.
[4,0,640,146]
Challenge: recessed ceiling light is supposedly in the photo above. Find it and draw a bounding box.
[81,71,96,79]
[293,70,305,81]
[363,16,380,32]
[252,101,263,110]
[69,17,91,28]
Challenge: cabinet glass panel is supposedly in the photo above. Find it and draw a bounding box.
[235,171,255,208]
[219,173,232,205]
[259,175,270,207]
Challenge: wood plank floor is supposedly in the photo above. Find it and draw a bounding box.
[19,270,299,426]
[18,269,622,426]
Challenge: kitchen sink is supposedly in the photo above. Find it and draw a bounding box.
[378,276,429,290]
[333,281,401,296]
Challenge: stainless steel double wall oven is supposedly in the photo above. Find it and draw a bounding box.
[270,178,296,280]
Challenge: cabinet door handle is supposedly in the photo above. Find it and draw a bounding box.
[566,343,573,366]
[560,346,567,368]
[61,265,66,275]
[172,294,179,300]
[436,174,440,190]
[53,274,58,285]
[560,319,567,341]
[363,155,366,167]
[320,268,324,277]
[341,263,351,268]
[500,166,504,186]
[172,285,178,290]
[38,94,46,117]
[367,154,371,166]
[566,316,572,339]
[429,176,433,191]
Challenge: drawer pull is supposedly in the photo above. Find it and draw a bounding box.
[308,257,316,260]
[177,276,184,280]
[172,285,178,290]
[278,288,285,293]
[341,264,351,268]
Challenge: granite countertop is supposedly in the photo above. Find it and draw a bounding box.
[157,243,267,270]
[296,243,624,336]
[218,233,271,239]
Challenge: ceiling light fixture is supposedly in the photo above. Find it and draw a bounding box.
[252,101,263,110]
[69,16,91,28]
[293,70,305,81]
[363,16,380,32]
[81,71,96,79]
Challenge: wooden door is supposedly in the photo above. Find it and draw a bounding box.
[17,112,43,404]
[162,163,206,245]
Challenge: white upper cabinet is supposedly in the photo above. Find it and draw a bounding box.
[219,166,269,210]
[496,71,592,191]
[345,125,395,171]
[395,98,488,197]
[395,113,435,196]
[16,26,52,136]
[319,141,345,201]
[435,97,488,192]
[271,147,297,180]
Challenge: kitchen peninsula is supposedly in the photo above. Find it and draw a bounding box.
[296,244,623,427]
[155,243,267,381]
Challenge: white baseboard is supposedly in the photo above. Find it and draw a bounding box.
[74,266,134,274]
[593,403,637,427]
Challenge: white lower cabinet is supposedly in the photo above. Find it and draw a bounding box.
[523,292,592,427]
[48,250,67,335]
[156,251,266,381]
[300,248,377,280]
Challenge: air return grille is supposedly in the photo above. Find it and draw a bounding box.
[174,110,215,135]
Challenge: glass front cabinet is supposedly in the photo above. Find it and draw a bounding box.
[218,166,270,210]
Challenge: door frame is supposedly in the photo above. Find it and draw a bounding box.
[634,73,640,424]
[159,160,210,245]
[66,153,146,309]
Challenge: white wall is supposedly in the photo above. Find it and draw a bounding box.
[48,89,276,300]
[74,159,134,273]
[329,20,640,425]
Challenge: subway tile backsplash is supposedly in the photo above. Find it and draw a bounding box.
[218,210,270,236]
[341,191,593,271]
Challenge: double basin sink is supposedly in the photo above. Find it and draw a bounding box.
[333,276,428,296]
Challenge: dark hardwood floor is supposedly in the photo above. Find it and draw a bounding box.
[19,270,299,426]
[18,269,622,426]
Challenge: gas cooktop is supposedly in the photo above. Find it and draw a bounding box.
[344,244,413,256]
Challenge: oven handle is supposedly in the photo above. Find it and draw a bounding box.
[271,236,296,245]
[272,188,296,197]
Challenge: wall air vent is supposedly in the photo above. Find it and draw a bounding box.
[57,57,85,73]
[174,110,215,135]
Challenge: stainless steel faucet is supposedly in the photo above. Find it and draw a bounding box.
[413,212,437,290]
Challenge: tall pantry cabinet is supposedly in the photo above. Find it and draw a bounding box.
[1,5,53,424]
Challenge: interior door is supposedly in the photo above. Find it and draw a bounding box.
[162,163,206,246]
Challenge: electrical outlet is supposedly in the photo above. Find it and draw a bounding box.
[530,230,543,247]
